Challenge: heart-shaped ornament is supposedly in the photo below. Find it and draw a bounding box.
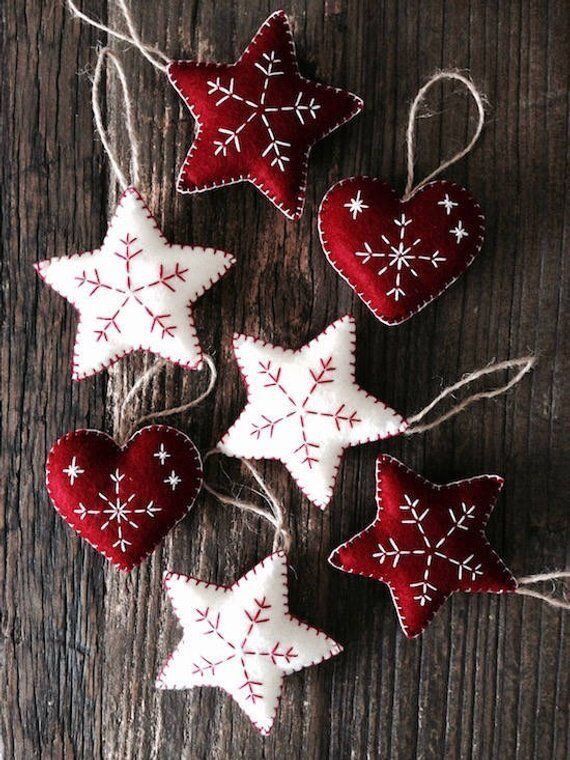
[318,177,485,325]
[46,425,203,571]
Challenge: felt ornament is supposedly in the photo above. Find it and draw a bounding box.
[217,315,406,509]
[67,3,363,220]
[156,456,341,735]
[329,455,570,637]
[216,314,534,511]
[319,72,486,324]
[35,47,235,380]
[46,425,203,571]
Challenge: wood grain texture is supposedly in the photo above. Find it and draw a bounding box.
[1,1,568,758]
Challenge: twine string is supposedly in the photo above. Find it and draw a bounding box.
[92,46,141,188]
[203,451,292,554]
[403,70,486,201]
[515,571,570,611]
[120,355,218,443]
[405,356,535,436]
[67,0,170,72]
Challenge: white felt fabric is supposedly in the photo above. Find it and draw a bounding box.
[156,552,341,735]
[218,315,406,509]
[35,187,235,379]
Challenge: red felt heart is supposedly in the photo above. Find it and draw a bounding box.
[46,425,203,571]
[319,177,484,325]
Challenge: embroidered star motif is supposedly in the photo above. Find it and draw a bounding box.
[35,187,235,380]
[63,456,84,485]
[164,470,182,491]
[156,551,342,734]
[167,10,362,220]
[450,220,469,242]
[217,315,406,509]
[329,455,516,637]
[344,189,369,219]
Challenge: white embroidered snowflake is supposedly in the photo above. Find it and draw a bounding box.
[450,220,469,242]
[355,213,446,301]
[74,468,161,553]
[373,494,483,605]
[207,51,320,171]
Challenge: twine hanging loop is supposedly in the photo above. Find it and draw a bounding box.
[203,451,292,554]
[92,46,141,189]
[403,70,486,201]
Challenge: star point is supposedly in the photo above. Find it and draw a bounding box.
[217,316,406,509]
[156,551,341,734]
[167,11,362,219]
[35,187,235,380]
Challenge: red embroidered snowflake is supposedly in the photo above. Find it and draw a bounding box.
[156,552,342,734]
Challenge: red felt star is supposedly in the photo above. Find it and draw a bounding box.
[329,455,516,637]
[168,10,362,220]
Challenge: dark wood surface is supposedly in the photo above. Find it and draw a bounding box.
[1,1,568,758]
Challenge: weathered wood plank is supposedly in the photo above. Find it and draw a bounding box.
[1,1,567,758]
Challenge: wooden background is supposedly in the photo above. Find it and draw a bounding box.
[1,1,568,758]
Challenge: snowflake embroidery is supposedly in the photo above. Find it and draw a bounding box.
[355,213,446,301]
[249,355,362,469]
[74,468,161,553]
[63,456,84,485]
[191,597,297,703]
[76,233,189,343]
[207,51,320,172]
[373,494,482,606]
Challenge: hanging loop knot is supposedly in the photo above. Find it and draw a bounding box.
[403,70,486,201]
[68,0,170,72]
[203,451,292,554]
[92,46,141,189]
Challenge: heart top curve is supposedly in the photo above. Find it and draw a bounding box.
[46,425,203,571]
[319,177,485,325]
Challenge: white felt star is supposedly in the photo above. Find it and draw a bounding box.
[35,187,235,380]
[156,551,342,735]
[217,315,407,509]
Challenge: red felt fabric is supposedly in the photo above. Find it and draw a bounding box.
[167,10,362,220]
[46,426,203,571]
[329,455,516,637]
[319,177,485,324]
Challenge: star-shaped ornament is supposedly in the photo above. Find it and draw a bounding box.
[329,455,516,637]
[217,315,406,509]
[156,551,342,734]
[168,10,362,220]
[35,187,235,380]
